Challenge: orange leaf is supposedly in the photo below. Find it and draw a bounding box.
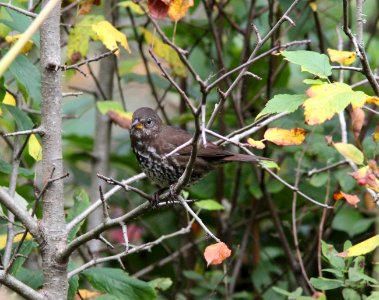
[264,128,306,146]
[247,138,266,149]
[148,0,170,19]
[327,48,356,66]
[204,242,231,266]
[79,0,100,15]
[77,289,102,299]
[350,107,365,140]
[168,0,194,21]
[334,191,360,208]
[333,191,344,201]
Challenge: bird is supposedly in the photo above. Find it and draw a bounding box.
[130,107,269,206]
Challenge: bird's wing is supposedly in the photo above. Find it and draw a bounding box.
[158,126,232,158]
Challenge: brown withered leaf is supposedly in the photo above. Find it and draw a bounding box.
[107,110,132,129]
[148,0,170,19]
[350,107,365,141]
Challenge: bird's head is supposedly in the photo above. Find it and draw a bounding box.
[131,107,162,139]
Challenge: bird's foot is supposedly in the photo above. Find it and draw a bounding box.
[151,187,165,209]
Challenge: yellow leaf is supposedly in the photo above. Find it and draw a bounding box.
[247,138,265,149]
[303,82,366,125]
[373,124,379,143]
[118,1,145,15]
[264,128,306,146]
[78,289,102,299]
[67,15,104,62]
[309,1,317,11]
[5,34,34,54]
[334,143,364,165]
[338,234,379,257]
[0,232,33,250]
[168,0,194,21]
[3,92,16,106]
[0,92,16,115]
[92,21,131,55]
[141,28,187,77]
[28,134,42,161]
[327,48,356,66]
[365,96,379,106]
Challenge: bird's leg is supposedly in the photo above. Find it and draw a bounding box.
[152,187,167,208]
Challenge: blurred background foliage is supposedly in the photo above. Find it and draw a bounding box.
[0,0,378,299]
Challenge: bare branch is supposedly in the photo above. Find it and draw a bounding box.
[66,173,146,233]
[2,127,45,137]
[0,188,39,238]
[0,271,43,300]
[0,3,37,18]
[68,220,194,279]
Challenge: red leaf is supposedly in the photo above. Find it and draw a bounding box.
[204,242,231,266]
[148,0,170,19]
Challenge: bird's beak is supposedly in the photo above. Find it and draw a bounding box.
[132,119,144,129]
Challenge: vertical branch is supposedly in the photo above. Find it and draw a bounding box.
[356,0,364,46]
[39,0,67,298]
[2,134,21,268]
[88,0,115,254]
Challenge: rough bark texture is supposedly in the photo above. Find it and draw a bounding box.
[88,0,114,253]
[39,0,68,298]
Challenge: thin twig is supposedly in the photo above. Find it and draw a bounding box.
[3,128,44,137]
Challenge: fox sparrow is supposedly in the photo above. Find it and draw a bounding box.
[130,107,269,205]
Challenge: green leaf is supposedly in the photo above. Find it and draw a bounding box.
[8,55,41,102]
[97,101,124,114]
[342,288,360,300]
[260,160,280,170]
[0,158,34,178]
[9,241,37,276]
[348,268,378,284]
[334,143,364,165]
[67,15,104,61]
[148,277,173,291]
[183,270,203,281]
[332,208,374,237]
[14,267,43,290]
[0,77,5,101]
[66,189,91,242]
[0,8,40,46]
[303,79,326,85]
[310,277,343,290]
[195,199,224,211]
[256,94,307,119]
[1,104,34,130]
[83,267,156,300]
[322,268,344,279]
[321,241,345,271]
[68,261,79,300]
[272,286,291,296]
[118,1,145,14]
[281,50,332,79]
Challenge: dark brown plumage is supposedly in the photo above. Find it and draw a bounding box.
[130,107,268,204]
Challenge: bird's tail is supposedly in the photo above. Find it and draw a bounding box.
[222,154,271,163]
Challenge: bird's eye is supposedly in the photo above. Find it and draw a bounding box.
[146,118,153,126]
